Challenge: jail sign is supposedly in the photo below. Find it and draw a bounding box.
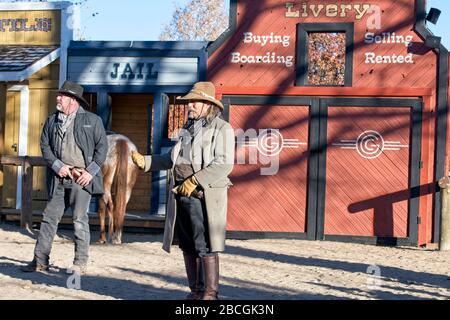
[110,62,158,80]
[68,56,199,86]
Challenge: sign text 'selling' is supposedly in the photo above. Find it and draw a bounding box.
[285,2,372,20]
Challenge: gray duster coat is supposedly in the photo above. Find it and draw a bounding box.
[144,117,235,253]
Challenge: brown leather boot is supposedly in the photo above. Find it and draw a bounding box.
[202,254,219,300]
[20,259,49,273]
[183,252,204,300]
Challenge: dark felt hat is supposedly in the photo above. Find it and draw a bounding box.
[58,80,89,107]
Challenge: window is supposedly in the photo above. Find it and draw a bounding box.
[166,94,188,140]
[296,23,354,87]
[307,32,346,86]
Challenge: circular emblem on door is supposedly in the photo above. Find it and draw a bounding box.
[257,129,284,157]
[356,130,385,159]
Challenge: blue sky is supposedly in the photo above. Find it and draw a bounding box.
[425,0,450,48]
[67,0,193,40]
[52,0,450,47]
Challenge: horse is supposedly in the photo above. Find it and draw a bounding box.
[98,133,139,244]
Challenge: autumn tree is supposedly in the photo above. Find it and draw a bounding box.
[160,0,228,41]
[308,33,346,86]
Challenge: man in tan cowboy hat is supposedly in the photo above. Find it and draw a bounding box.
[21,80,108,274]
[132,81,235,300]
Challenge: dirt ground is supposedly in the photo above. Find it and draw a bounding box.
[0,221,449,300]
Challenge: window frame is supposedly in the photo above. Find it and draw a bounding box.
[296,23,354,87]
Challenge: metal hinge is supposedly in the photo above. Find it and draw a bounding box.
[419,160,423,169]
[417,216,421,225]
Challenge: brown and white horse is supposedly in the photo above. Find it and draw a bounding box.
[98,134,139,244]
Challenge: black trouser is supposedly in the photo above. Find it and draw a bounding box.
[176,195,214,257]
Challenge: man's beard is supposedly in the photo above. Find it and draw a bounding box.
[56,103,64,112]
[188,111,196,119]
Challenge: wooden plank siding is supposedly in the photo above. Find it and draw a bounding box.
[446,54,450,181]
[0,10,61,45]
[208,0,436,92]
[228,104,310,232]
[26,61,60,209]
[2,91,20,208]
[110,93,153,212]
[206,0,440,244]
[0,61,62,210]
[0,84,7,209]
[324,106,411,237]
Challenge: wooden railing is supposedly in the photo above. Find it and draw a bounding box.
[0,155,47,230]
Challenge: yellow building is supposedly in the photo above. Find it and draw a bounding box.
[0,1,76,210]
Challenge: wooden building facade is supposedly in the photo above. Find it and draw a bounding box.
[67,41,207,214]
[2,0,448,247]
[0,1,74,211]
[207,0,448,246]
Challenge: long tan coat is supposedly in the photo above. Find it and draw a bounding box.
[144,117,235,253]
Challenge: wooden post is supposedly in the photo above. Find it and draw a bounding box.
[438,176,450,250]
[96,91,112,131]
[21,157,33,229]
[0,83,6,211]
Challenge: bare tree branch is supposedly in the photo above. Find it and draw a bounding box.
[160,0,228,41]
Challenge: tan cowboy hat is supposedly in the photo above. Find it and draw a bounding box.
[177,81,224,110]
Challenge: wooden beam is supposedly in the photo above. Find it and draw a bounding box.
[216,87,433,97]
[0,83,6,210]
[21,159,33,229]
[0,155,46,166]
[1,210,165,229]
[28,80,59,90]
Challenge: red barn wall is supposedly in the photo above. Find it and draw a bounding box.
[209,0,437,91]
[208,0,443,245]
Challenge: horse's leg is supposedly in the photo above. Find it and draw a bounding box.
[114,181,133,245]
[107,197,114,243]
[98,198,107,244]
[101,159,116,244]
[116,165,138,244]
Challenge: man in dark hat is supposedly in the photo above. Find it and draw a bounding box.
[21,80,108,274]
[132,82,235,300]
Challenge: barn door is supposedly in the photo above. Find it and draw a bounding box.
[224,96,319,239]
[315,98,422,246]
[2,91,20,208]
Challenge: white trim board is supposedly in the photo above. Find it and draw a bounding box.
[7,85,29,210]
[0,47,61,82]
[0,1,72,11]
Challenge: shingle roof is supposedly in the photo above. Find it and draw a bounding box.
[0,45,59,72]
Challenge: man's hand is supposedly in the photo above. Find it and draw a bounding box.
[75,169,93,187]
[131,151,145,170]
[58,165,73,178]
[439,176,450,189]
[174,176,199,197]
[72,168,82,181]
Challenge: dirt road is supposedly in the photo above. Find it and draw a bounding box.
[0,221,449,300]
